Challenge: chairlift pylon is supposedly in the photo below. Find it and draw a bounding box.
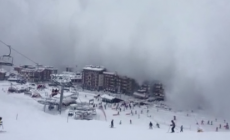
[0,44,13,66]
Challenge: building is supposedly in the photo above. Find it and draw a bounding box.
[103,72,118,93]
[82,66,105,91]
[14,65,35,73]
[15,65,58,82]
[66,67,73,72]
[51,72,82,85]
[117,75,136,94]
[153,83,165,100]
[71,73,82,84]
[133,89,148,99]
[82,65,137,94]
[0,69,6,80]
[102,71,137,94]
[101,94,123,103]
[140,84,150,93]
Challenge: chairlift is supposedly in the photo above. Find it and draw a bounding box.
[0,45,13,66]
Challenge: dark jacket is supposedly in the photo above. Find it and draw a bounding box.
[171,120,175,127]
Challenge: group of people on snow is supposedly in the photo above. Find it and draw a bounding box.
[107,101,229,133]
[149,122,160,129]
[199,119,229,132]
[111,119,183,133]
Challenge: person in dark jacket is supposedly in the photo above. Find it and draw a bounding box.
[170,120,176,133]
[149,122,153,129]
[0,117,2,126]
[111,119,114,128]
[180,125,183,132]
[156,123,160,128]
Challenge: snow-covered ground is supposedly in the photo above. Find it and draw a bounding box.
[0,81,229,140]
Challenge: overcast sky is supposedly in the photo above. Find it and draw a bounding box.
[1,0,230,118]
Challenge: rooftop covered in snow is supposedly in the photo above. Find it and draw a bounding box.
[83,65,105,71]
[19,66,57,73]
[101,94,115,100]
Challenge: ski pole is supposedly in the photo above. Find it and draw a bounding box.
[167,126,171,133]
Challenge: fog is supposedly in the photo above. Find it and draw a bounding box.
[1,0,230,118]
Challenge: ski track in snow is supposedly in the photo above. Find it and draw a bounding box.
[0,81,229,140]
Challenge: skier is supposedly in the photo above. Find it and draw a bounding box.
[216,127,218,132]
[170,120,176,133]
[207,121,210,125]
[0,117,3,128]
[180,125,183,132]
[149,122,153,129]
[211,121,213,125]
[111,120,114,128]
[156,123,160,128]
[119,120,122,125]
[173,116,176,121]
[225,123,229,130]
[130,119,132,124]
[104,105,106,110]
[219,124,221,129]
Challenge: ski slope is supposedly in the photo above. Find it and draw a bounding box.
[0,81,229,140]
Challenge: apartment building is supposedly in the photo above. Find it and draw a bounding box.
[153,83,165,100]
[15,65,58,82]
[117,75,136,94]
[82,66,105,91]
[103,72,118,93]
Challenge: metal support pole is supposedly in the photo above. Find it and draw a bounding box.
[59,85,64,114]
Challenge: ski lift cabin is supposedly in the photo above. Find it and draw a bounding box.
[0,45,13,66]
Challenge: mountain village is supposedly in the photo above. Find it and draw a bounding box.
[0,64,165,101]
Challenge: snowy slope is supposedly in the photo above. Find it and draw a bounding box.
[0,81,230,140]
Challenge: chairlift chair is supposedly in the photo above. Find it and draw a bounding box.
[0,45,13,66]
[0,55,13,66]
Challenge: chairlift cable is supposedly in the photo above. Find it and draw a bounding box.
[0,39,39,65]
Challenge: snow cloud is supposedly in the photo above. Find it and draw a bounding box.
[1,0,230,118]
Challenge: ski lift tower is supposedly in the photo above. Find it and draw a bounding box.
[58,83,64,114]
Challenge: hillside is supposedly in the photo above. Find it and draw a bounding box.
[0,81,229,140]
